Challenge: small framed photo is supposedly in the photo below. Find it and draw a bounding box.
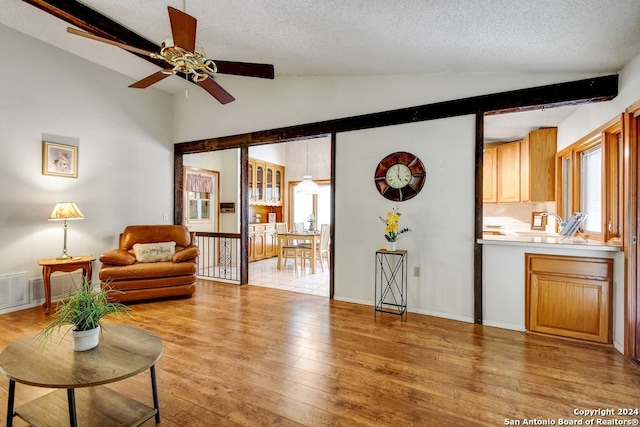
[531,212,547,231]
[42,141,78,178]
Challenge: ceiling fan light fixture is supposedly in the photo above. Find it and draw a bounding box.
[65,6,274,105]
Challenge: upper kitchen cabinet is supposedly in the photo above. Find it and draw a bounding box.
[483,146,498,203]
[486,128,557,203]
[497,140,521,203]
[520,128,557,202]
[249,158,285,206]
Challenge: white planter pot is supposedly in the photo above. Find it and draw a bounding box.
[71,326,100,351]
[387,241,397,251]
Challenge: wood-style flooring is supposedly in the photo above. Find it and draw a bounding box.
[1,280,639,426]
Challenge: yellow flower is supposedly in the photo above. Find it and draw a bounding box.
[379,205,410,242]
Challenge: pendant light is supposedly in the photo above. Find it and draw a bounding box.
[296,140,319,194]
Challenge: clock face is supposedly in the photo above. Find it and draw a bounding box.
[385,164,412,189]
[374,152,426,201]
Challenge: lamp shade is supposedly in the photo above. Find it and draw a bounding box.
[296,176,319,194]
[48,202,84,221]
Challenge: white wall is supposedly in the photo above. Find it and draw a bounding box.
[284,136,331,182]
[335,117,476,321]
[0,24,174,305]
[249,144,287,166]
[558,53,640,149]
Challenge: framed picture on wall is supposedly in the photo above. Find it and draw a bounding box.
[531,212,547,230]
[42,141,78,178]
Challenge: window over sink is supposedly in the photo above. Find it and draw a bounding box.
[556,115,622,243]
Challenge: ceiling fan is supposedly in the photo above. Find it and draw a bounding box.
[67,6,274,104]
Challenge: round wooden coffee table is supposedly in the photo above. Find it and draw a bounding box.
[0,323,162,427]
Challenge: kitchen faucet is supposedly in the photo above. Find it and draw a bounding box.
[540,212,565,229]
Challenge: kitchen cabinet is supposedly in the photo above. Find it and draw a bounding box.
[487,128,557,204]
[496,140,521,203]
[249,158,285,206]
[265,225,277,258]
[250,224,266,261]
[520,128,557,202]
[525,253,612,343]
[483,146,497,203]
[249,223,281,262]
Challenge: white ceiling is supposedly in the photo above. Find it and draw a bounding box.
[2,0,640,140]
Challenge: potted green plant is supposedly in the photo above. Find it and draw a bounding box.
[37,280,130,351]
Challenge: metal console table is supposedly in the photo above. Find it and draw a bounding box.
[374,249,408,321]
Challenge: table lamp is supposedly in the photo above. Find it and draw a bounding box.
[48,202,84,260]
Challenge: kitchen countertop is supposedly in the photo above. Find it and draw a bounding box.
[478,234,622,252]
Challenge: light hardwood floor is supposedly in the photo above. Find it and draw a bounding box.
[1,280,640,426]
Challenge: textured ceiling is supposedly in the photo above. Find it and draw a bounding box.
[2,0,640,140]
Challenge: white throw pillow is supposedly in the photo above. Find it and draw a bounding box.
[132,241,176,263]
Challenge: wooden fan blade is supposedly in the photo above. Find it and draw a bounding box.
[168,6,196,52]
[215,60,275,79]
[129,70,173,88]
[197,78,236,104]
[67,27,154,57]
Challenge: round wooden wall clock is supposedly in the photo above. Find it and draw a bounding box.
[374,151,426,201]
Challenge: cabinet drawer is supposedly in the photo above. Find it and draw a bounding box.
[528,254,611,279]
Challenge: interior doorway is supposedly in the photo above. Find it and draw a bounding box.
[182,166,220,232]
[248,136,332,297]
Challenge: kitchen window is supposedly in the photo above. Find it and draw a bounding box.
[290,180,332,230]
[556,116,622,243]
[580,146,602,233]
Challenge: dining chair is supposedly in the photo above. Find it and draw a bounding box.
[276,223,301,270]
[301,224,330,272]
[293,221,312,246]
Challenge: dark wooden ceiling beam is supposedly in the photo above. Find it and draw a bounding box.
[175,74,618,154]
[21,0,166,68]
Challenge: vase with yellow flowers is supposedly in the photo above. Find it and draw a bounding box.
[379,205,410,251]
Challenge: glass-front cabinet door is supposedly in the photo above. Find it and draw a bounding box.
[248,158,285,206]
[274,168,282,204]
[265,166,274,203]
[248,161,254,202]
[256,163,264,203]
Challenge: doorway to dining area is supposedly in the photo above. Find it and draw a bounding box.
[248,136,332,297]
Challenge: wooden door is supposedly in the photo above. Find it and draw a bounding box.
[625,103,640,363]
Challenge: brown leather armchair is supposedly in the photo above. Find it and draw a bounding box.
[99,225,198,302]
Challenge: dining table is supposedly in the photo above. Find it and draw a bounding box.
[276,231,321,274]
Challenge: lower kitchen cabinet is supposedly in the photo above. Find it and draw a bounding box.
[525,253,613,343]
[249,223,280,262]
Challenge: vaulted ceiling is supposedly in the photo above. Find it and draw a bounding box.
[2,0,640,139]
